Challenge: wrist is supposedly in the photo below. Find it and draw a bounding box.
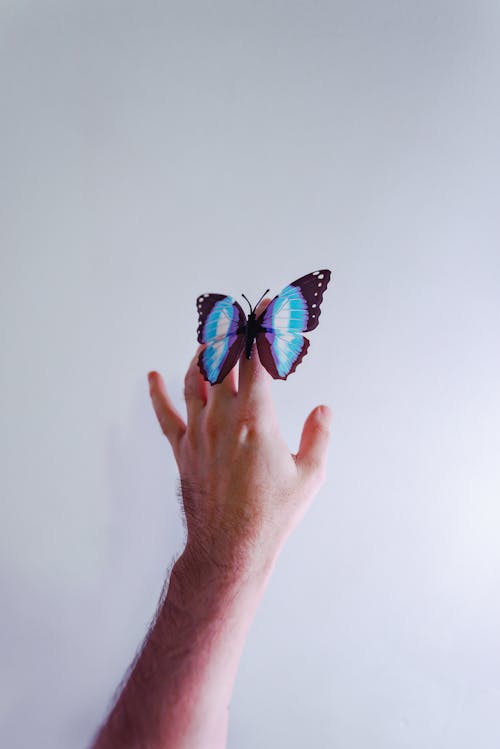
[171,540,277,605]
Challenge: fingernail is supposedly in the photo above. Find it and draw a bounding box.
[317,405,332,427]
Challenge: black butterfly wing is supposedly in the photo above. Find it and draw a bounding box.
[196,293,246,385]
[256,270,331,379]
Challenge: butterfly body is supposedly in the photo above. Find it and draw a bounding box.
[196,270,331,385]
[240,311,265,359]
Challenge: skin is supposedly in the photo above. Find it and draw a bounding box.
[92,307,332,749]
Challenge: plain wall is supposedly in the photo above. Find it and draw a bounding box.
[2,1,500,747]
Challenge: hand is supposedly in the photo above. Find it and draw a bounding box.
[93,319,332,749]
[148,328,332,579]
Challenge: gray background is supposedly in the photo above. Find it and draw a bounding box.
[2,1,500,747]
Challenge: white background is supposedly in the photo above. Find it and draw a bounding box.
[2,2,500,747]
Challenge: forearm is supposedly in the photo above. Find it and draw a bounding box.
[93,548,276,749]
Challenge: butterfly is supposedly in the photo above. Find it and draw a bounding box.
[196,270,331,385]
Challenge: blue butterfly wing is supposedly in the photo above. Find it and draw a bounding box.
[196,294,246,385]
[256,270,331,379]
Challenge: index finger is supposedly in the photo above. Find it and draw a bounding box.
[185,345,208,422]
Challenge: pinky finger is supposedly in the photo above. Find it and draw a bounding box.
[148,371,186,458]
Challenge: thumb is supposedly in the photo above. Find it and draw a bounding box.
[295,405,332,482]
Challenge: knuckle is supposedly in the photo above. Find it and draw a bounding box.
[235,412,261,443]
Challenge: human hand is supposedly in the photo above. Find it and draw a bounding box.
[148,321,332,579]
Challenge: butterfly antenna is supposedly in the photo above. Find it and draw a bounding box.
[254,288,270,311]
[241,294,253,313]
